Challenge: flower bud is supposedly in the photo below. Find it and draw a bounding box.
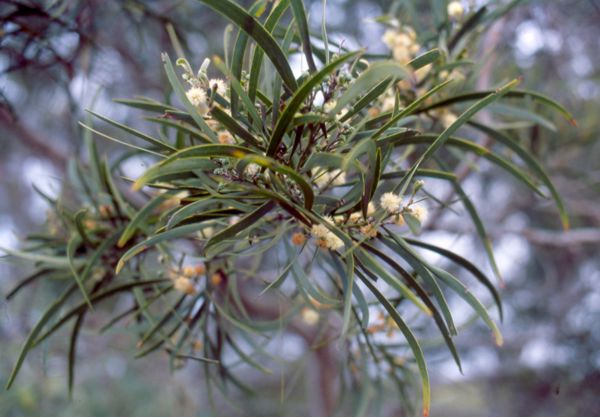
[447,1,464,20]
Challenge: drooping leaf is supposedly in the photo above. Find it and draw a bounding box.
[358,274,431,417]
[404,237,503,320]
[67,312,85,397]
[197,0,298,92]
[419,89,576,125]
[290,0,317,72]
[469,121,569,230]
[394,78,521,197]
[248,0,290,102]
[66,234,93,309]
[5,283,78,389]
[87,110,177,153]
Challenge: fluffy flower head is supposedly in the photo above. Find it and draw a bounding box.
[301,308,320,326]
[310,223,330,239]
[310,222,343,250]
[380,192,403,213]
[323,100,349,120]
[381,27,420,65]
[382,29,415,49]
[325,233,344,250]
[349,212,363,223]
[349,202,376,223]
[173,277,197,295]
[208,78,228,96]
[244,163,261,177]
[411,204,428,223]
[360,223,378,238]
[186,87,207,107]
[185,87,209,115]
[447,1,464,20]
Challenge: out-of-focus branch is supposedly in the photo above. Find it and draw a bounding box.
[0,106,68,170]
[430,219,600,248]
[521,228,600,247]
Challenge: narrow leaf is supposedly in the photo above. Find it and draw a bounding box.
[290,0,317,72]
[197,0,298,91]
[359,275,431,417]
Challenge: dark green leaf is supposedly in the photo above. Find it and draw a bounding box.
[197,0,298,92]
[358,274,430,417]
[290,0,317,72]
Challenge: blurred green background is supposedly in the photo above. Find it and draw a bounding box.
[1,0,599,415]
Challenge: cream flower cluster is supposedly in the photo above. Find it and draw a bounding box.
[367,311,402,338]
[439,68,466,82]
[311,222,344,250]
[348,202,376,223]
[379,192,429,226]
[170,264,205,296]
[185,87,209,116]
[208,78,227,96]
[409,204,428,223]
[185,77,227,115]
[181,59,227,116]
[332,202,380,239]
[307,196,427,248]
[380,192,403,213]
[301,307,320,326]
[244,163,261,177]
[381,26,420,65]
[441,112,458,129]
[173,277,196,295]
[314,168,347,188]
[323,100,337,113]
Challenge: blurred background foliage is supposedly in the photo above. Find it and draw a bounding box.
[1,0,598,416]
